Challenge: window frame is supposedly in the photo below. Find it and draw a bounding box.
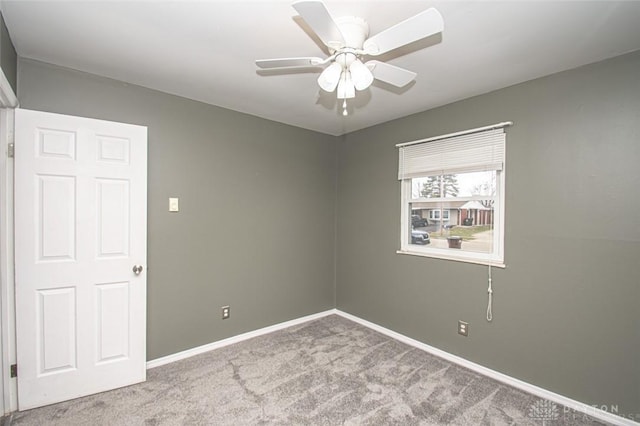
[397,124,510,267]
[399,172,505,266]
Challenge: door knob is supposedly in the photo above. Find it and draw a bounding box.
[132,265,143,275]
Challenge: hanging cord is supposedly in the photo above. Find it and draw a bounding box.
[486,263,493,321]
[486,177,495,322]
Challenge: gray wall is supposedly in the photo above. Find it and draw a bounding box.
[336,50,640,416]
[16,51,640,416]
[0,12,16,94]
[17,58,338,360]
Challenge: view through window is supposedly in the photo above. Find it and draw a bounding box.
[409,170,497,255]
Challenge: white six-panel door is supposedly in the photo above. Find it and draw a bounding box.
[14,109,147,409]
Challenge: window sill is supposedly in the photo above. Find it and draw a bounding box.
[396,249,506,268]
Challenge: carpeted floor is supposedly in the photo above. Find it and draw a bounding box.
[9,315,606,425]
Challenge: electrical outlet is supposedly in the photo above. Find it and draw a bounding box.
[222,305,230,320]
[458,320,469,336]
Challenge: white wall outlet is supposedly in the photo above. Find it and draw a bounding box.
[458,320,469,336]
[169,197,179,212]
[222,305,230,320]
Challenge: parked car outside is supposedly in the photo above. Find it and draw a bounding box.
[411,215,428,227]
[411,229,430,245]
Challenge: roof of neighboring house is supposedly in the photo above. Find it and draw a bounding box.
[459,200,491,210]
[411,200,493,210]
[411,201,468,210]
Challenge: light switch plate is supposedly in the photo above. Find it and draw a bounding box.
[169,197,179,212]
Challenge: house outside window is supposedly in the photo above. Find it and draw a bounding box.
[397,125,509,266]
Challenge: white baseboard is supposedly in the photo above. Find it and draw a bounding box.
[147,308,637,426]
[335,310,638,426]
[146,309,337,369]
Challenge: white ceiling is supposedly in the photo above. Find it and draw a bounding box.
[2,1,640,136]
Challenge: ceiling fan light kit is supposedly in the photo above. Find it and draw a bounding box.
[349,58,374,91]
[317,61,342,92]
[256,0,444,116]
[337,70,355,99]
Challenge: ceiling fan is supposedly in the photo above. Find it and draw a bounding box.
[256,0,444,115]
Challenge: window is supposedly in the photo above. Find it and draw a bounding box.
[397,124,508,266]
[428,209,449,221]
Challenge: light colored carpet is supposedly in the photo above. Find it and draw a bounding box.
[9,315,606,425]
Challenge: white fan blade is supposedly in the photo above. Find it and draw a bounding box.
[292,0,345,49]
[366,60,417,87]
[256,57,325,69]
[363,8,443,56]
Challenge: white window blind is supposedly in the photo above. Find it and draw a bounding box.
[398,128,506,180]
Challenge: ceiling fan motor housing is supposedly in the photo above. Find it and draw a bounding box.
[332,16,369,52]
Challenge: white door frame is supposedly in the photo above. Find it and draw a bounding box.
[0,67,19,415]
